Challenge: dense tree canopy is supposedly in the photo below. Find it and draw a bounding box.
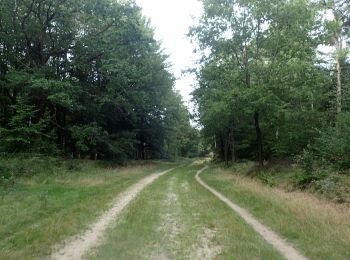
[2,0,349,168]
[0,0,197,160]
[190,0,350,169]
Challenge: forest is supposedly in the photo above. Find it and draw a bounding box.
[1,0,349,171]
[189,0,350,173]
[0,0,200,161]
[1,1,350,259]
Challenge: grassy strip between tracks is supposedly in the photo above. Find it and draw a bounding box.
[87,165,282,260]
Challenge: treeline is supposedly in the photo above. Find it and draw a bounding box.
[190,0,350,170]
[0,0,200,160]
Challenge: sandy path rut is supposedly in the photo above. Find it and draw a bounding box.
[196,166,309,260]
[51,168,175,260]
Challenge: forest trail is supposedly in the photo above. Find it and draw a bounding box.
[51,168,175,260]
[87,165,289,259]
[50,164,310,260]
[196,166,308,260]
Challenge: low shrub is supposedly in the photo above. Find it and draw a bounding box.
[64,160,83,171]
[293,169,328,190]
[314,175,348,203]
[256,172,276,187]
[0,165,15,193]
[305,114,350,171]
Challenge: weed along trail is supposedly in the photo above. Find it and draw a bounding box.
[195,166,308,260]
[51,168,175,260]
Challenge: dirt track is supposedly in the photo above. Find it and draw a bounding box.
[52,165,309,260]
[195,166,308,260]
[51,168,175,260]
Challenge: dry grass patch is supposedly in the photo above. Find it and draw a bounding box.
[202,168,350,259]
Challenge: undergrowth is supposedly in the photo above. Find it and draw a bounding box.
[222,160,350,204]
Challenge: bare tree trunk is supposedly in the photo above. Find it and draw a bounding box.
[254,112,263,167]
[332,1,343,114]
[336,48,342,113]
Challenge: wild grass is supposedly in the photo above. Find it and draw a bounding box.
[87,165,282,260]
[221,161,350,203]
[0,157,173,260]
[202,167,350,259]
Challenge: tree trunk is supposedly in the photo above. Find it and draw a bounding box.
[219,137,225,161]
[333,2,343,114]
[254,112,263,167]
[62,112,66,155]
[230,130,236,162]
[336,51,342,113]
[224,137,229,166]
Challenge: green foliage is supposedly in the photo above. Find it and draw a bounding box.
[256,172,277,187]
[190,0,350,171]
[64,160,83,172]
[312,114,350,170]
[293,169,328,190]
[314,175,347,203]
[0,165,15,193]
[70,123,108,154]
[0,0,197,161]
[297,148,316,174]
[0,97,57,154]
[190,0,329,164]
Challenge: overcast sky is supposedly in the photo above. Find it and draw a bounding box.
[134,1,339,108]
[135,0,202,106]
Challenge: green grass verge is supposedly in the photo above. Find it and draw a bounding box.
[87,165,282,260]
[224,161,350,203]
[201,166,350,260]
[0,157,174,259]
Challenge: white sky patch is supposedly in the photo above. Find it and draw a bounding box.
[135,1,346,109]
[136,0,202,107]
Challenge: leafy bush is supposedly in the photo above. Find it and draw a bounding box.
[293,169,328,190]
[311,113,350,171]
[64,160,83,172]
[0,98,58,155]
[256,172,277,187]
[0,166,15,192]
[0,156,56,178]
[0,165,11,180]
[314,175,347,203]
[297,147,315,174]
[293,148,321,189]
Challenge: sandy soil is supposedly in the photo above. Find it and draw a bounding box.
[191,228,222,260]
[51,168,175,260]
[195,166,308,260]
